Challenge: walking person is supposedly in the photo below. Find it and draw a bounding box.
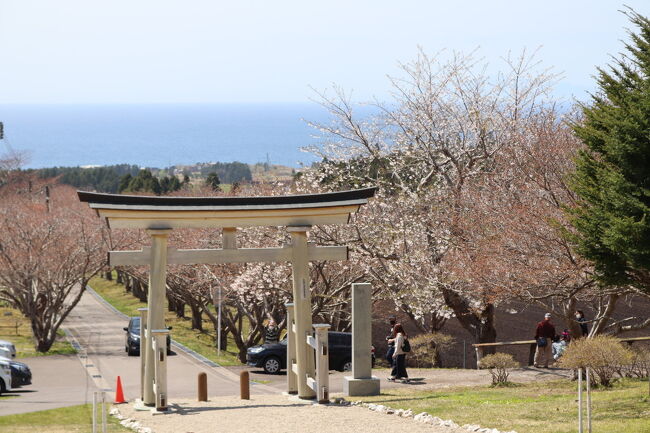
[534,313,556,368]
[388,323,409,383]
[385,315,397,364]
[575,310,589,337]
[264,319,280,344]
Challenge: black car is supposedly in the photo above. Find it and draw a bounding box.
[10,361,31,388]
[246,331,375,374]
[124,317,172,356]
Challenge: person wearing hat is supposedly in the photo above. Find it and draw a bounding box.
[385,315,397,365]
[534,313,556,368]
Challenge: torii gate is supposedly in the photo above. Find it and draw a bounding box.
[78,188,375,409]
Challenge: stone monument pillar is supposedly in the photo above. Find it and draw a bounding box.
[343,283,380,396]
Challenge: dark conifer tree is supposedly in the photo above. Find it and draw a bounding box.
[205,172,221,192]
[569,10,650,293]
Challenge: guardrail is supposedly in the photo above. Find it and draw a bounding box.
[472,336,650,369]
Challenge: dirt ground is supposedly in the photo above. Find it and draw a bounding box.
[114,367,569,433]
[116,394,468,433]
[229,365,573,393]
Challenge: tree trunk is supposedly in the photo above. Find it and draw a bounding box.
[189,302,203,331]
[441,287,497,354]
[104,270,113,281]
[116,270,124,285]
[167,295,185,318]
[563,297,583,339]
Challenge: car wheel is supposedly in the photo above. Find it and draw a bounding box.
[341,359,352,372]
[263,356,282,374]
[0,378,6,395]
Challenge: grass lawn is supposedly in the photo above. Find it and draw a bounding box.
[88,275,243,366]
[349,378,650,433]
[0,304,76,357]
[0,404,129,433]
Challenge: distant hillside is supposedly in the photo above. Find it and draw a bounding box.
[33,164,141,193]
[31,161,295,193]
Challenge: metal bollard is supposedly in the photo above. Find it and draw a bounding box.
[240,371,250,400]
[198,372,208,402]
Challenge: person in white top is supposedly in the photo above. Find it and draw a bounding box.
[387,323,409,383]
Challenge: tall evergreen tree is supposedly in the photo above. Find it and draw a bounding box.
[569,10,650,293]
[205,172,221,191]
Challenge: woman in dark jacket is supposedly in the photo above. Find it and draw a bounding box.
[575,310,589,336]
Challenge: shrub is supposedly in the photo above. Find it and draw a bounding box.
[480,353,519,385]
[619,346,650,379]
[559,335,634,387]
[409,333,454,367]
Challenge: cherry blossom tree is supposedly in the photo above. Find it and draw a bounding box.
[301,49,559,346]
[454,108,650,338]
[0,178,106,352]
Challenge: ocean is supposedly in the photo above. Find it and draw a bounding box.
[0,104,333,169]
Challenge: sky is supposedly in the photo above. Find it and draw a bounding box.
[1,0,649,104]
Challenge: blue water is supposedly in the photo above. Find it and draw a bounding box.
[0,104,332,169]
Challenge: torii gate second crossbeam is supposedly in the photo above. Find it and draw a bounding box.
[78,188,375,409]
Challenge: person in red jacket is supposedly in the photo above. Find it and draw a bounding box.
[534,313,556,368]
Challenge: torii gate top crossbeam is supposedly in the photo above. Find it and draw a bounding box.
[77,188,376,229]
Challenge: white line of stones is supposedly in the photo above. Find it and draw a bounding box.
[332,398,517,433]
[108,398,518,433]
[109,407,152,433]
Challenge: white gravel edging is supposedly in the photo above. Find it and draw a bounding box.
[347,399,518,433]
[110,407,154,433]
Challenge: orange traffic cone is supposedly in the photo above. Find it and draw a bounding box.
[114,376,126,404]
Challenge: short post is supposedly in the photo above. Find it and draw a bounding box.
[138,307,148,401]
[313,324,330,403]
[528,343,536,366]
[198,372,208,402]
[151,328,169,411]
[92,392,97,433]
[463,340,466,369]
[285,303,297,394]
[101,391,107,433]
[240,371,250,400]
[343,282,380,396]
[586,367,592,433]
[92,391,107,433]
[578,368,583,433]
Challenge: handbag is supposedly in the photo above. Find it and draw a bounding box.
[537,337,547,347]
[402,338,411,353]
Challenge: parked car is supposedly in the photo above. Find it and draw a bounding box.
[0,359,11,395]
[246,331,376,374]
[0,346,12,360]
[124,317,172,356]
[0,343,32,389]
[9,361,31,388]
[0,340,16,358]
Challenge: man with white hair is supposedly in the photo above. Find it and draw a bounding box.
[534,313,556,368]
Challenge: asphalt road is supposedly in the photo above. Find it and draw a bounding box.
[1,289,274,416]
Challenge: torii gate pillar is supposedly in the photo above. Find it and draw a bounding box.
[288,226,316,399]
[143,229,170,406]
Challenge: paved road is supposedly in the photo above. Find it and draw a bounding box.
[64,290,274,400]
[1,290,274,416]
[0,355,97,416]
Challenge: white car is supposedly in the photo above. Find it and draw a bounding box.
[0,358,11,395]
[0,340,16,358]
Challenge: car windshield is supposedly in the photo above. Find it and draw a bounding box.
[130,318,140,332]
[280,339,287,345]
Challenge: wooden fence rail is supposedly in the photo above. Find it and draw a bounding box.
[472,336,650,369]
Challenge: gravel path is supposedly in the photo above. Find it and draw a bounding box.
[116,395,467,433]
